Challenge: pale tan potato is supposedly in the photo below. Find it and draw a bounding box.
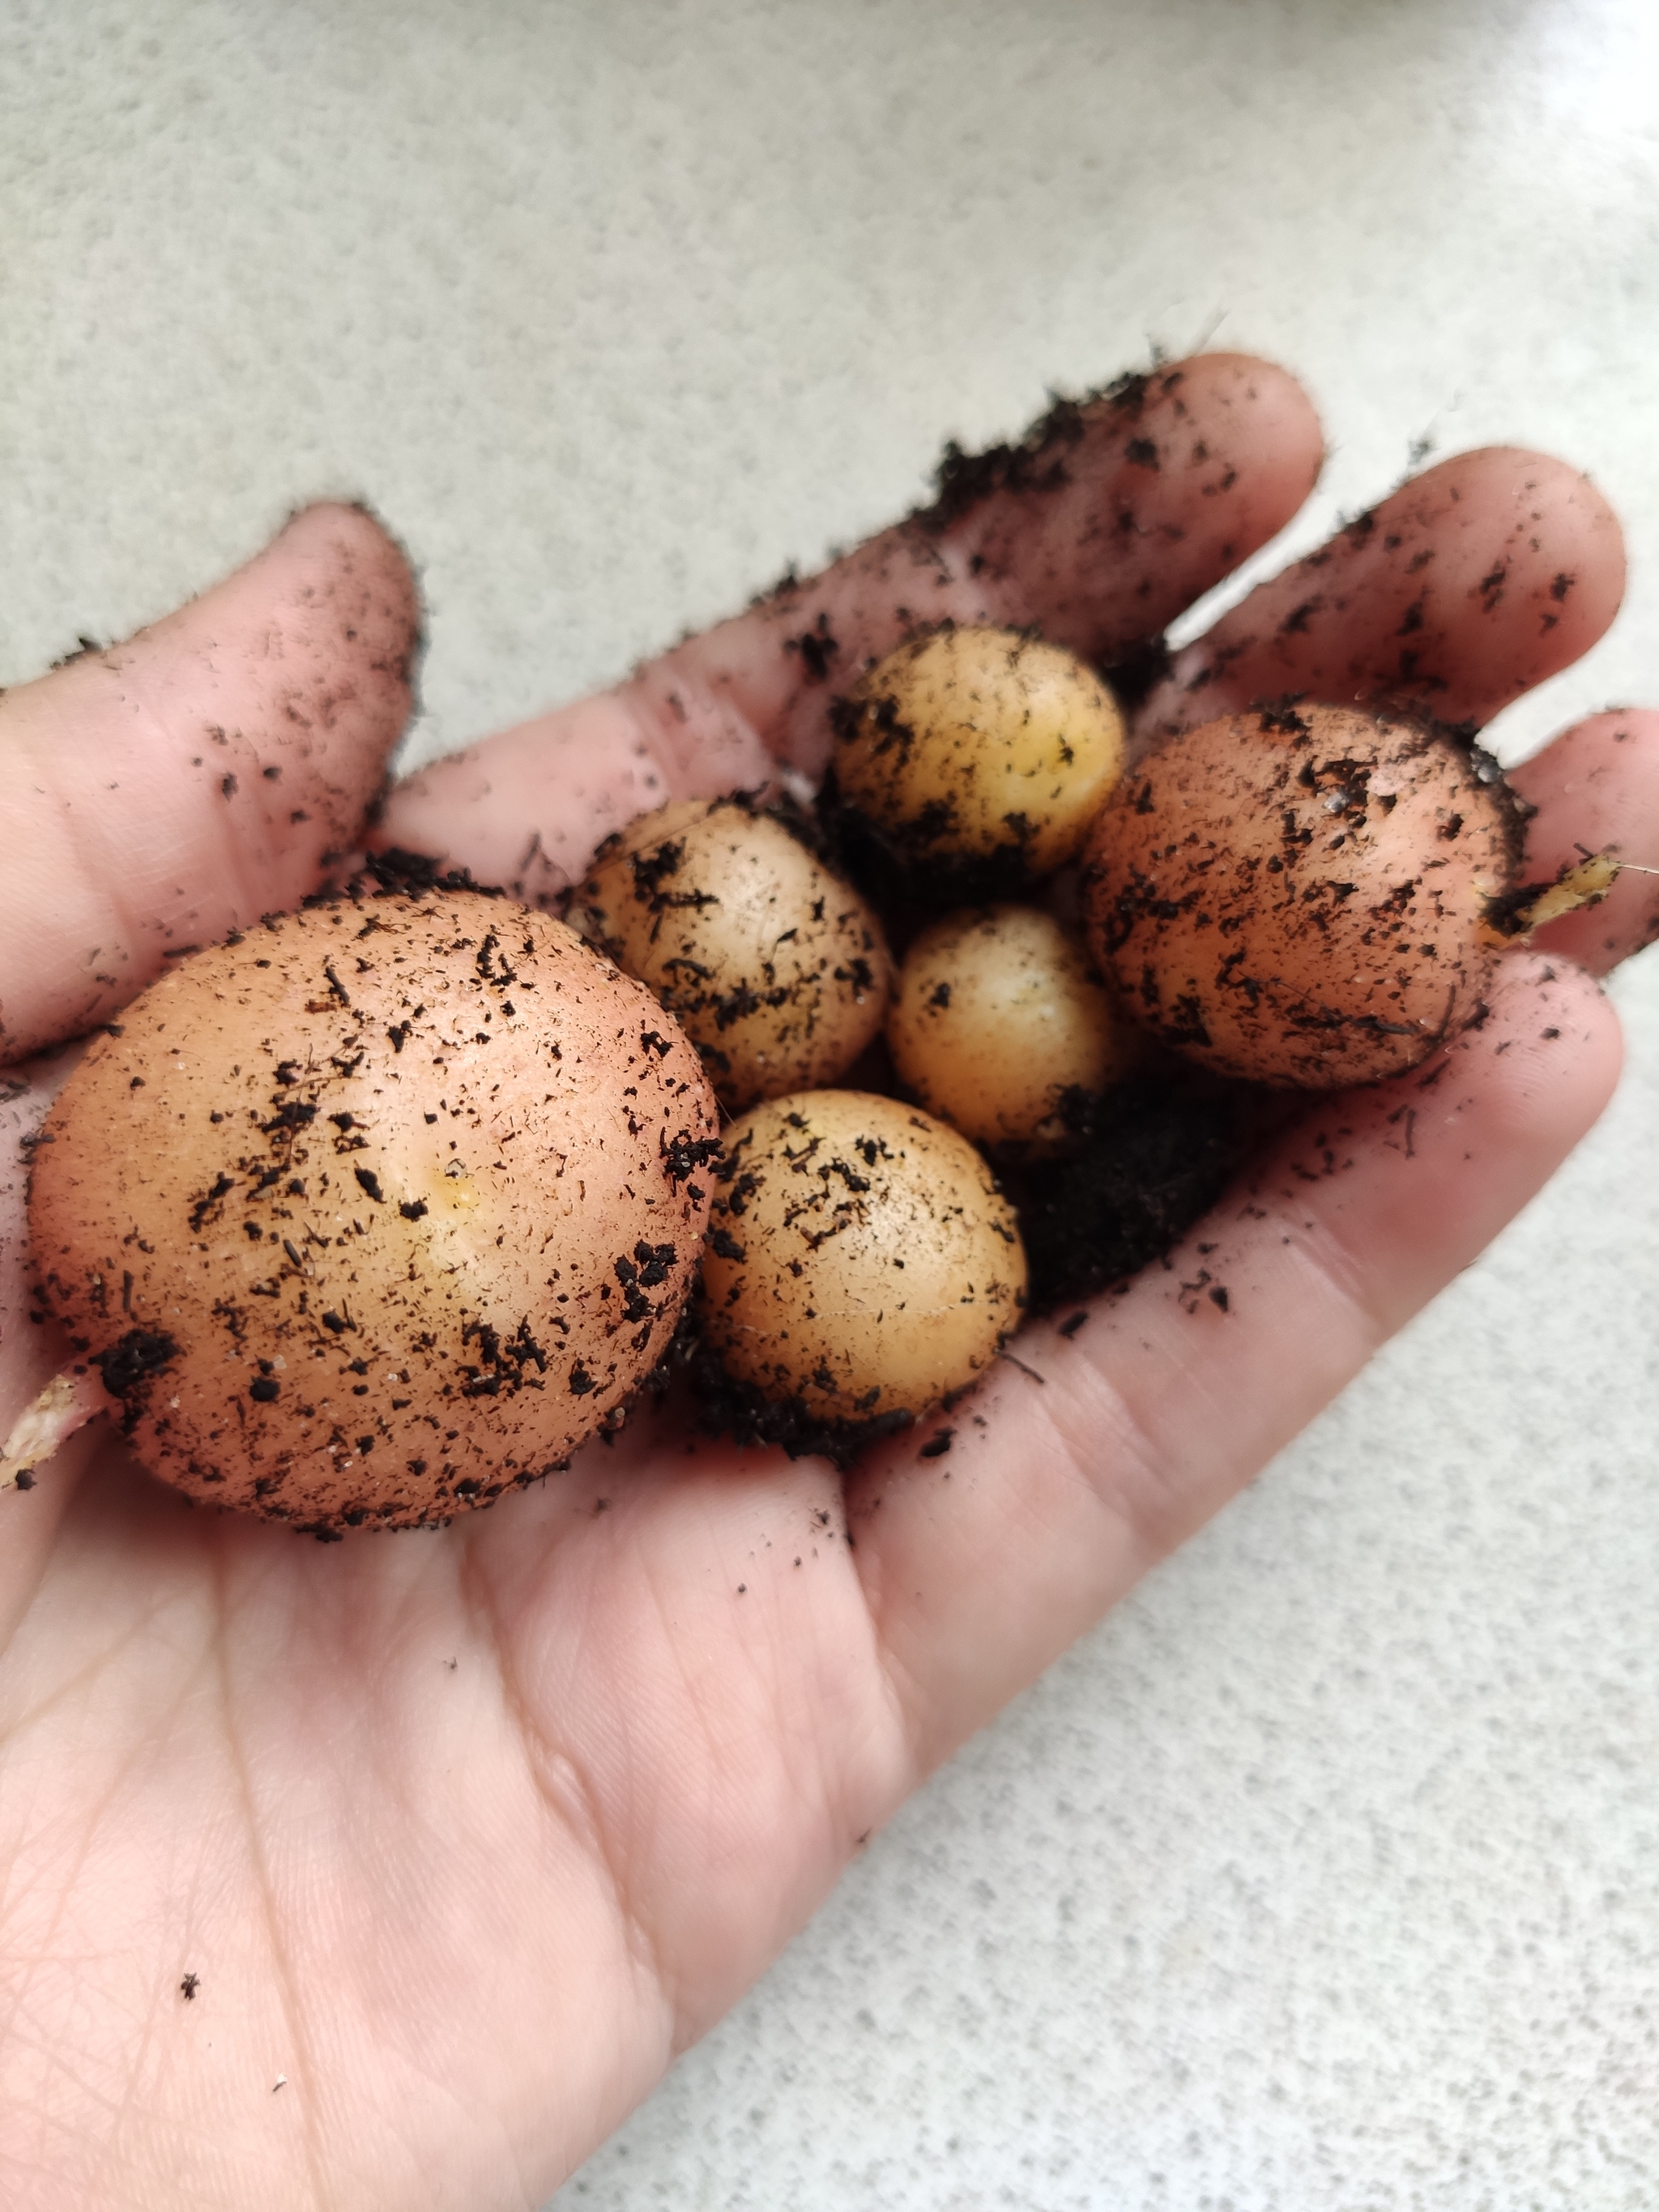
[1083,703,1521,1089]
[573,796,893,1110]
[830,624,1126,884]
[699,1089,1026,1427]
[887,905,1141,1152]
[28,889,719,1530]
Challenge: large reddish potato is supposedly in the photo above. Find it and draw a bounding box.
[28,887,719,1530]
[1083,704,1523,1088]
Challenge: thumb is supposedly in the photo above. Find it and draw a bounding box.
[0,502,420,1063]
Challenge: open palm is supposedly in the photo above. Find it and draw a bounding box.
[2,357,1652,2210]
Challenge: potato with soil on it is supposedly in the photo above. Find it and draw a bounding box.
[829,624,1126,892]
[698,1089,1026,1435]
[886,905,1143,1154]
[1082,703,1525,1089]
[27,888,719,1531]
[573,795,893,1111]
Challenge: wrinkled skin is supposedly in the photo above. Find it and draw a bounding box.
[2,358,1657,2210]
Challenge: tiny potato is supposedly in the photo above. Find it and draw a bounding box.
[28,889,719,1530]
[886,905,1141,1153]
[830,624,1126,888]
[1084,703,1522,1089]
[699,1090,1026,1428]
[574,795,893,1110]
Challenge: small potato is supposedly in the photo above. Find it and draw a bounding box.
[699,1089,1026,1427]
[886,905,1141,1153]
[830,624,1125,886]
[28,889,719,1530]
[574,796,893,1110]
[1083,703,1521,1088]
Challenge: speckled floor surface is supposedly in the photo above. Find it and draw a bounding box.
[5,2,1659,2204]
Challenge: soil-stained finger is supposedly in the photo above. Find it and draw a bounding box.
[0,504,420,1064]
[1509,710,1659,975]
[1142,449,1624,737]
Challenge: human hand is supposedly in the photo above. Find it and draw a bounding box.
[0,358,1648,2210]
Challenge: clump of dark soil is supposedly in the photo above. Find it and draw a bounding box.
[996,1072,1263,1311]
[910,366,1157,535]
[815,758,1044,927]
[688,1343,915,1472]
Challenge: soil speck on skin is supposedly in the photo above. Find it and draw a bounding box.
[786,612,839,683]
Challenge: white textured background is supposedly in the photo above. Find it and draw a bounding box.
[5,2,1659,2205]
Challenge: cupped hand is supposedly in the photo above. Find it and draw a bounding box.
[1,360,1650,2211]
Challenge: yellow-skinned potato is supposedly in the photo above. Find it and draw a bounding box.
[574,795,892,1110]
[830,624,1126,886]
[28,889,719,1531]
[887,905,1141,1152]
[1083,703,1522,1089]
[699,1090,1026,1428]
